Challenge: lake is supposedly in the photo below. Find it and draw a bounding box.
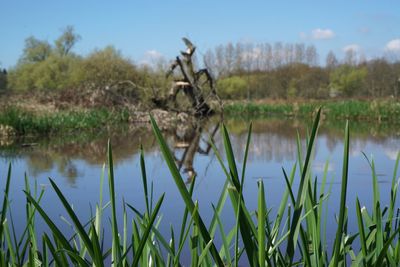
[0,115,399,263]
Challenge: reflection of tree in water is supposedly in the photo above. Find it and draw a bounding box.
[1,117,399,185]
[222,117,400,162]
[166,116,220,183]
[21,126,157,185]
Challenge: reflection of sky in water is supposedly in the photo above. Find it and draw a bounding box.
[0,117,399,257]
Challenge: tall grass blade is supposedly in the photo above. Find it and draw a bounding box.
[178,176,196,250]
[286,107,321,263]
[0,163,11,242]
[386,152,400,237]
[48,178,98,264]
[332,120,350,267]
[222,123,257,267]
[211,204,232,264]
[132,194,165,266]
[107,140,122,266]
[355,198,368,265]
[24,192,77,263]
[150,115,224,266]
[197,239,213,267]
[257,180,266,267]
[375,227,400,267]
[140,145,150,215]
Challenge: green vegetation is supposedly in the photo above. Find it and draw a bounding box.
[3,31,400,104]
[217,76,248,99]
[5,26,162,101]
[0,69,6,91]
[1,111,400,266]
[206,41,400,100]
[225,99,400,122]
[330,65,368,97]
[0,106,130,136]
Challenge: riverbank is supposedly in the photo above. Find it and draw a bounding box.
[1,95,399,138]
[0,90,204,138]
[224,98,400,122]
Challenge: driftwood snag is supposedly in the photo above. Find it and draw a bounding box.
[154,38,221,116]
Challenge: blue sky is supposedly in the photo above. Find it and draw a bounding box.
[1,1,399,68]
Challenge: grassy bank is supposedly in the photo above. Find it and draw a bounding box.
[1,111,400,266]
[0,106,130,136]
[224,99,400,122]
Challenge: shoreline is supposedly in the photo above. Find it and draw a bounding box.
[224,98,400,122]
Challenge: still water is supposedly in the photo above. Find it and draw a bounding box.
[0,116,399,258]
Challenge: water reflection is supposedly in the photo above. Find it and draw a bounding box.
[0,116,399,186]
[169,117,220,183]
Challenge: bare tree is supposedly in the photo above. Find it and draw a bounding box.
[295,43,305,64]
[305,45,318,66]
[344,49,358,65]
[160,38,221,116]
[326,50,338,69]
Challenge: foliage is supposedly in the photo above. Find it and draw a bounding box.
[72,46,139,89]
[8,55,81,91]
[0,106,130,135]
[5,30,400,104]
[0,69,7,91]
[54,26,81,56]
[217,76,248,99]
[7,27,141,95]
[19,36,52,63]
[225,99,400,122]
[329,65,368,96]
[1,111,400,266]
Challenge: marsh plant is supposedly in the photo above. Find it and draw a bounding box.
[0,108,400,266]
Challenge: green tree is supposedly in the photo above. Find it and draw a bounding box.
[20,36,52,63]
[329,65,367,97]
[72,46,139,89]
[217,76,247,99]
[0,69,7,90]
[55,26,81,56]
[8,55,81,91]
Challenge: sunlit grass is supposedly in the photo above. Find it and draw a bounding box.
[0,109,400,266]
[0,106,130,136]
[225,99,400,122]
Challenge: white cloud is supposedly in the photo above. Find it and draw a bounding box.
[140,50,165,67]
[241,47,262,61]
[311,28,335,40]
[385,149,399,160]
[343,44,361,53]
[385,39,400,52]
[144,50,163,60]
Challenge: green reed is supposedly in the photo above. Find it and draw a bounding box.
[0,106,130,136]
[225,99,400,122]
[0,109,400,266]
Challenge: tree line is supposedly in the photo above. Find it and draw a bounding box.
[204,42,400,99]
[0,26,165,104]
[1,28,400,101]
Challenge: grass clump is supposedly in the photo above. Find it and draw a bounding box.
[0,106,130,136]
[225,99,400,122]
[0,109,400,266]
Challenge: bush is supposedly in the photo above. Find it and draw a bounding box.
[329,65,367,97]
[217,76,248,99]
[72,46,139,89]
[7,55,81,91]
[0,69,7,91]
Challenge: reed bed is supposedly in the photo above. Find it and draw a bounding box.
[0,106,130,136]
[0,108,400,266]
[225,99,400,122]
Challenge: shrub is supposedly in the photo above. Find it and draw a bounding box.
[217,76,248,99]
